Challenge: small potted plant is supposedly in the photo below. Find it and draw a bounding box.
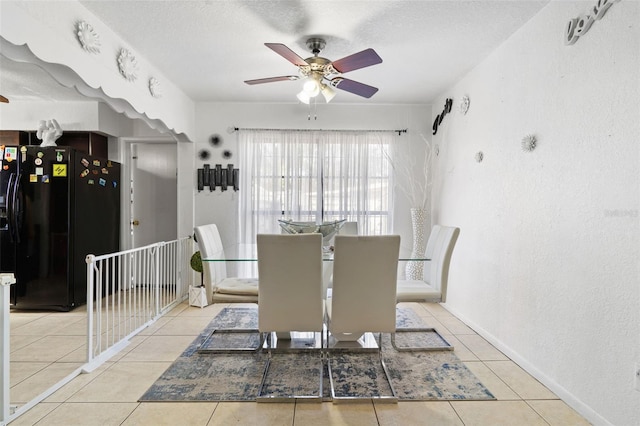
[189,251,208,308]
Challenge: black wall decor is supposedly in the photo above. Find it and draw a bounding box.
[197,163,239,192]
[432,98,453,135]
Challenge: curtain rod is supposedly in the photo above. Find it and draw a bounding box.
[232,127,407,136]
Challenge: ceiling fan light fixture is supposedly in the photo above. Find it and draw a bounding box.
[296,90,311,104]
[301,78,320,97]
[321,84,336,103]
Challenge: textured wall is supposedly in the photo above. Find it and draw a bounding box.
[430,1,639,424]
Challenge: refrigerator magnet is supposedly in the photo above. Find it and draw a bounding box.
[37,151,44,158]
[35,167,43,175]
[88,179,94,185]
[52,164,67,177]
[99,178,106,186]
[101,167,109,174]
[34,158,43,166]
[4,147,17,161]
[93,159,101,167]
[29,174,37,183]
[81,158,90,167]
[42,175,50,183]
[80,169,90,178]
[56,151,63,162]
[112,181,117,188]
[92,169,99,175]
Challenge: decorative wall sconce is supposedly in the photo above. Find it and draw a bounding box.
[197,163,239,192]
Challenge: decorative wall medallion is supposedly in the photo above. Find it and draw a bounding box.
[459,95,470,115]
[475,151,484,163]
[198,150,210,160]
[148,77,162,98]
[223,150,233,159]
[210,135,222,146]
[76,21,101,54]
[117,49,139,81]
[521,134,537,152]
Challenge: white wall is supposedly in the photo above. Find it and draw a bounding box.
[193,102,431,252]
[430,1,640,425]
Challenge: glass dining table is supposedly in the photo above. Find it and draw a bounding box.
[201,242,430,286]
[201,243,430,262]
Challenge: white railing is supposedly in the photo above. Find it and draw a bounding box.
[1,237,193,425]
[85,237,193,368]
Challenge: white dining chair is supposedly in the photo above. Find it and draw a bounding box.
[393,225,460,351]
[256,233,324,401]
[193,224,261,354]
[325,235,400,401]
[194,223,258,304]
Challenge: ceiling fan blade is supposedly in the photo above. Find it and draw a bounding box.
[0,95,8,103]
[264,43,308,67]
[330,78,378,98]
[331,48,382,73]
[244,76,299,85]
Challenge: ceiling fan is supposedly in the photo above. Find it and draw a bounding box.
[244,38,382,103]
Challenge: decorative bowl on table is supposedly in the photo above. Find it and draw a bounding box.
[278,219,346,246]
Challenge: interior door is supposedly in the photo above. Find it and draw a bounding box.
[130,142,177,248]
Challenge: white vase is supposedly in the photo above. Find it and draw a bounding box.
[405,208,427,280]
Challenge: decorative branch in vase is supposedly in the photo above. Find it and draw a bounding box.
[385,134,433,280]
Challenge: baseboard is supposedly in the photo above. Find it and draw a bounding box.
[441,303,613,426]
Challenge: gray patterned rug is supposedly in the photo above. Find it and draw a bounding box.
[139,306,495,402]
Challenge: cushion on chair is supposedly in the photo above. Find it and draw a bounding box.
[211,292,259,303]
[215,277,259,295]
[396,280,441,302]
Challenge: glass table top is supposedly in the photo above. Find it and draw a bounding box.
[202,244,429,262]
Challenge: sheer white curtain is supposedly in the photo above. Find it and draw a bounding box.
[238,130,394,244]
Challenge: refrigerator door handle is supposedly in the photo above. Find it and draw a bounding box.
[9,172,21,243]
[6,172,16,242]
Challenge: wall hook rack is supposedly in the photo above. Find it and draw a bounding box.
[197,163,239,192]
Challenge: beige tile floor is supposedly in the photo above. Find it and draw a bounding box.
[7,301,591,425]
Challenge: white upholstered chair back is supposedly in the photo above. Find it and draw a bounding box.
[328,235,400,340]
[338,221,358,236]
[257,233,324,333]
[426,226,460,303]
[194,224,227,289]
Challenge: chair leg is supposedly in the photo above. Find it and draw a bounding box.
[257,332,324,402]
[391,327,454,352]
[196,328,264,353]
[328,333,398,403]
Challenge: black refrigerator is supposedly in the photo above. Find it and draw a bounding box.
[0,145,121,311]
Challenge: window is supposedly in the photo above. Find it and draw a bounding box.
[238,130,394,243]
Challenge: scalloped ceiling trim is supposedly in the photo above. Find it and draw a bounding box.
[0,39,191,142]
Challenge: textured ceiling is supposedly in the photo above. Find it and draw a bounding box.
[2,0,550,105]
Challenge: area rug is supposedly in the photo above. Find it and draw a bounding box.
[139,306,495,402]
